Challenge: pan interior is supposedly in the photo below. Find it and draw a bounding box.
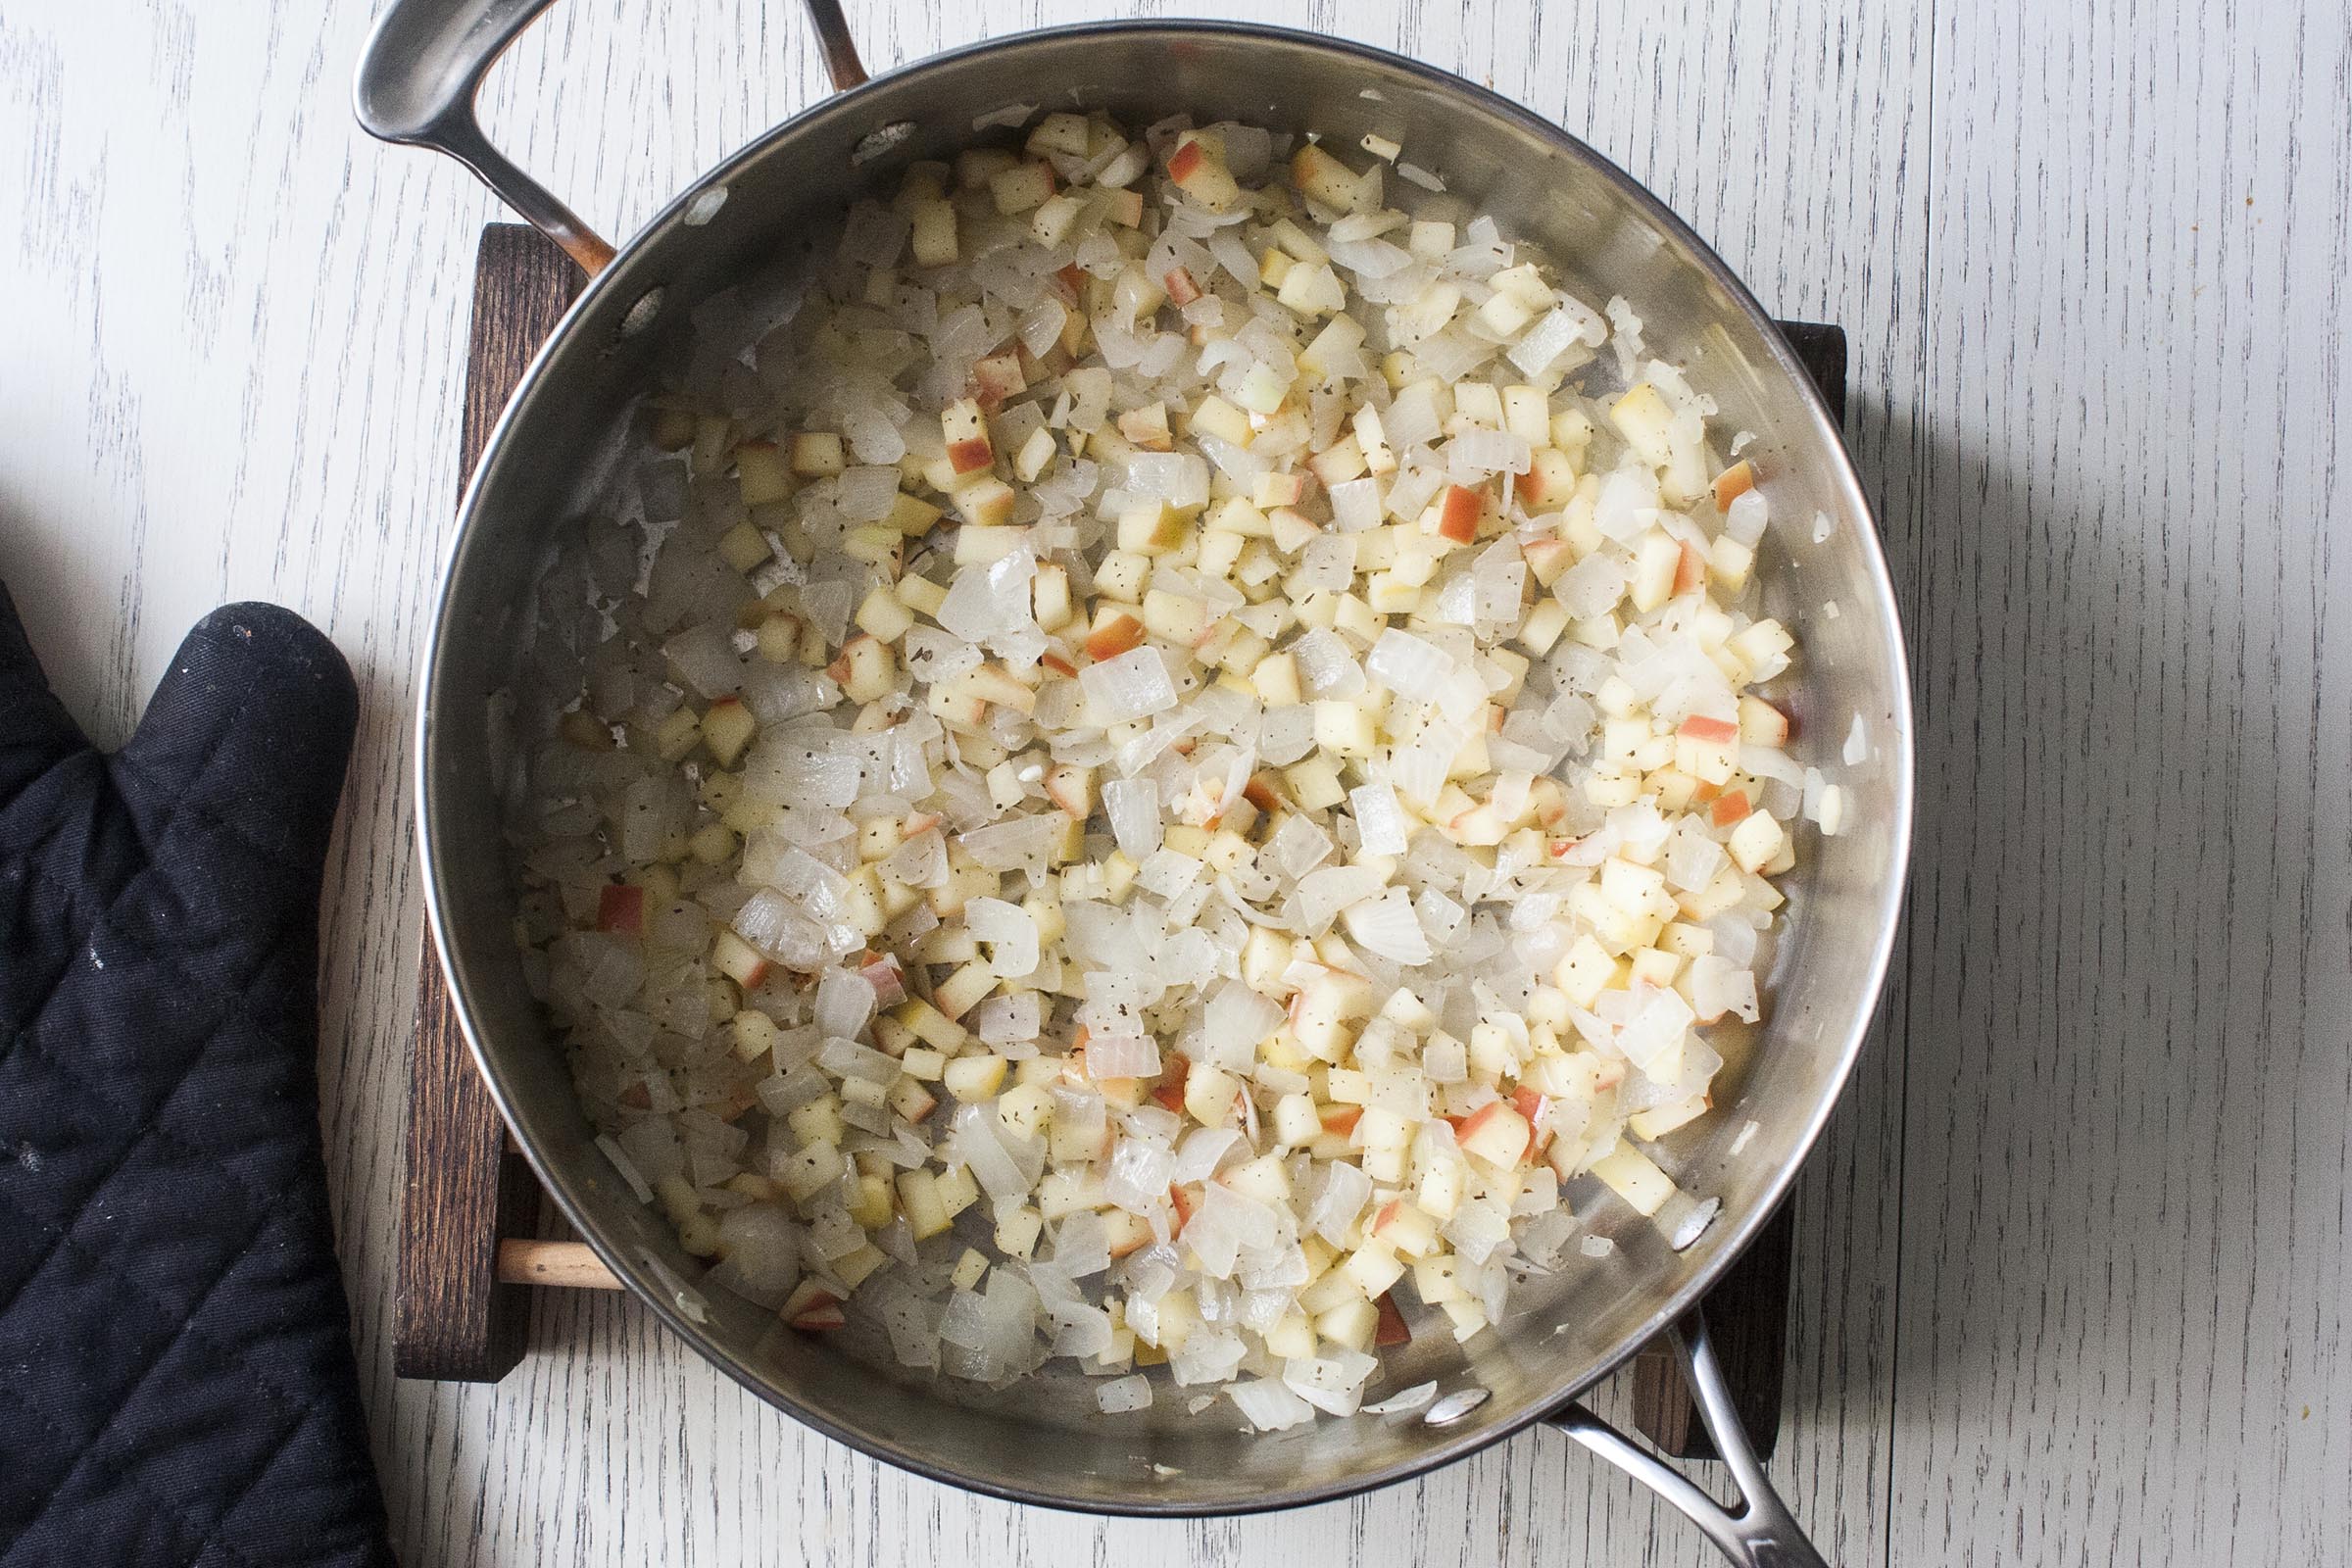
[418,23,1911,1512]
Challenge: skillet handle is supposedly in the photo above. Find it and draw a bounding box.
[1548,1306,1831,1567]
[351,0,867,277]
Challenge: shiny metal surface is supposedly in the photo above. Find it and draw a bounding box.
[1554,1309,1830,1567]
[403,16,1914,1529]
[353,0,619,272]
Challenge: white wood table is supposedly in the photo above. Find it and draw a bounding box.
[3,0,2345,1562]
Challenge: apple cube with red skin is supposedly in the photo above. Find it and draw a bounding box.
[971,352,1027,408]
[1163,266,1203,306]
[1253,470,1310,509]
[1043,761,1096,818]
[1084,608,1147,662]
[1712,459,1756,511]
[1152,1054,1191,1113]
[1167,133,1242,213]
[860,954,907,1005]
[782,1280,845,1331]
[1519,447,1578,507]
[597,884,644,935]
[827,635,897,704]
[1521,536,1575,586]
[1373,1294,1412,1348]
[1455,1101,1534,1168]
[1104,1209,1153,1258]
[943,397,993,474]
[1711,790,1752,828]
[1117,402,1173,451]
[710,929,770,991]
[1678,713,1740,746]
[1436,484,1485,543]
[1737,695,1790,748]
[1511,1085,1553,1157]
[1673,540,1707,597]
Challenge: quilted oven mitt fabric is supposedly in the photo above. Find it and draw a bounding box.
[0,583,394,1567]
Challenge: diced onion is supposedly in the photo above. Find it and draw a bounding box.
[517,99,1822,1432]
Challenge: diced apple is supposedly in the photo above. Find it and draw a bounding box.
[1435,483,1483,543]
[1291,142,1366,212]
[1309,1297,1376,1353]
[1520,447,1578,508]
[951,476,1018,529]
[1592,1144,1676,1216]
[942,1050,1007,1102]
[783,1281,845,1331]
[1456,1101,1535,1168]
[701,697,757,766]
[1142,586,1211,646]
[889,491,946,537]
[1371,1198,1440,1256]
[1276,261,1347,317]
[1183,1061,1242,1127]
[1013,424,1056,483]
[1726,809,1785,874]
[1709,534,1755,593]
[596,883,643,935]
[943,397,993,474]
[1737,694,1790,748]
[907,196,957,266]
[725,442,786,509]
[1030,191,1084,247]
[786,430,844,478]
[988,160,1055,215]
[1117,401,1173,451]
[1043,761,1095,818]
[1631,530,1681,612]
[1712,460,1756,510]
[1167,131,1242,212]
[1027,560,1074,632]
[1116,500,1190,555]
[1609,383,1677,468]
[822,624,897,698]
[1084,607,1146,661]
[1673,539,1708,597]
[972,351,1028,407]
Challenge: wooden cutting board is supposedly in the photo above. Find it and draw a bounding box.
[396,222,1845,1467]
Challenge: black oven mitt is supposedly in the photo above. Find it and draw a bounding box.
[0,583,394,1567]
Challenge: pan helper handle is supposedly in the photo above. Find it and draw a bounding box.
[352,0,866,276]
[1549,1306,1833,1568]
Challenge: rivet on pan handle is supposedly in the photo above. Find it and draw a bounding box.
[1549,1306,1832,1567]
[352,0,868,277]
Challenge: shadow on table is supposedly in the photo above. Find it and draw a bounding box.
[1794,377,2298,1520]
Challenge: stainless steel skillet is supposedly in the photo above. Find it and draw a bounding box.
[358,6,1914,1560]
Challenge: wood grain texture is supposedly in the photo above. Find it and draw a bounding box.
[392,228,585,1382]
[0,0,2343,1565]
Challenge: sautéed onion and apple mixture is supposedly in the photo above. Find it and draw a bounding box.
[510,109,1844,1430]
